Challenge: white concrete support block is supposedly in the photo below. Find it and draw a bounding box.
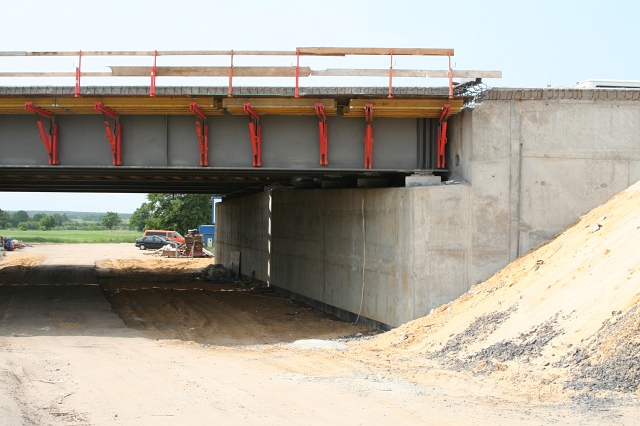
[405,174,441,187]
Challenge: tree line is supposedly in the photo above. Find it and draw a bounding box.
[0,210,125,231]
[1,194,213,235]
[129,194,212,235]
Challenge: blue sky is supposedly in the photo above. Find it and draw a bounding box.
[1,0,638,213]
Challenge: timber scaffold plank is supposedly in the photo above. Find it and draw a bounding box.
[223,98,337,116]
[343,99,465,119]
[0,97,223,115]
[0,48,502,82]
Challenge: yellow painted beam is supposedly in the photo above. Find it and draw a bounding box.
[0,97,223,115]
[343,98,464,118]
[223,98,337,116]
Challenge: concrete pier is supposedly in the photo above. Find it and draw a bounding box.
[215,89,640,328]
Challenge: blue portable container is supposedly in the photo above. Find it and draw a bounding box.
[199,225,215,247]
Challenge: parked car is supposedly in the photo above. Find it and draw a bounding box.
[135,235,180,250]
[142,230,185,244]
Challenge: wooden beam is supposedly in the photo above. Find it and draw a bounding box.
[343,98,465,118]
[311,69,502,78]
[311,69,427,77]
[0,49,454,57]
[298,47,454,56]
[0,97,223,115]
[223,98,337,116]
[0,50,297,57]
[425,70,503,79]
[0,72,112,77]
[109,66,311,77]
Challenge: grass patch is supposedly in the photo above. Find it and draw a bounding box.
[0,229,140,244]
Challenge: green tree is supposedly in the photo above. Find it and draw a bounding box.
[26,221,40,230]
[134,194,211,235]
[11,210,29,227]
[39,215,56,230]
[52,213,67,227]
[32,213,45,222]
[0,209,8,229]
[129,202,153,232]
[102,212,122,234]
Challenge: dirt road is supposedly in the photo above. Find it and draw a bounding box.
[0,243,638,425]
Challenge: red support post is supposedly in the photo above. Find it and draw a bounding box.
[75,50,82,98]
[95,102,122,165]
[448,53,454,99]
[150,50,158,97]
[364,103,374,169]
[116,122,122,165]
[388,49,394,99]
[315,103,328,165]
[437,103,452,169]
[189,102,209,167]
[243,102,261,167]
[228,50,234,97]
[25,102,58,165]
[295,48,300,99]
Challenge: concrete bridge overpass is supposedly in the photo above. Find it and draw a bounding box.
[2,86,640,329]
[0,47,494,196]
[0,86,467,196]
[3,49,639,329]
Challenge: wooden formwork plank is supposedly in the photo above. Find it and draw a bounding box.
[343,98,464,118]
[311,69,427,77]
[223,98,337,116]
[0,96,223,115]
[109,66,311,78]
[298,47,454,56]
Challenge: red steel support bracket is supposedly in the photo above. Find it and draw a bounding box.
[436,103,452,169]
[150,50,158,97]
[95,102,122,165]
[243,102,262,167]
[75,50,82,98]
[25,102,59,165]
[364,103,374,169]
[189,102,209,167]
[315,103,328,165]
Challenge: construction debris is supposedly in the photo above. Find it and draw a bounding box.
[139,231,214,259]
[184,232,206,258]
[2,236,26,251]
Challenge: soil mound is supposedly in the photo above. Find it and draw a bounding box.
[367,180,640,400]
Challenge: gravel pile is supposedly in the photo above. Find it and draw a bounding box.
[468,314,562,364]
[430,304,517,358]
[562,305,640,394]
[429,309,563,375]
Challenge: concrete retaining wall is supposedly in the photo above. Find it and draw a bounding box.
[449,95,640,260]
[217,93,640,328]
[217,185,470,327]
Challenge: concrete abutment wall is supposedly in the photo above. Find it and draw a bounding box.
[216,186,470,327]
[216,93,640,328]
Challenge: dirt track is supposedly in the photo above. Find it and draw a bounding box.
[1,242,639,424]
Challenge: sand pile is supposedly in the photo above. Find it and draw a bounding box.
[367,180,640,399]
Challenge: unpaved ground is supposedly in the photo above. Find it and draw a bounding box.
[2,186,640,426]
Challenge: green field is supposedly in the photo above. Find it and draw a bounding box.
[0,229,140,244]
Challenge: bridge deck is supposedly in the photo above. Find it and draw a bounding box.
[0,86,472,196]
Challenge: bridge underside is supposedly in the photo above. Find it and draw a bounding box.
[0,86,468,196]
[0,165,413,196]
